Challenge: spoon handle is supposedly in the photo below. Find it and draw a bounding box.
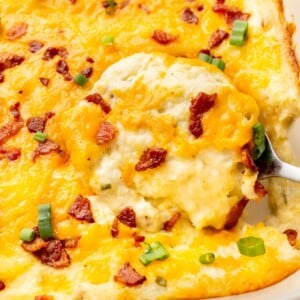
[277,161,300,183]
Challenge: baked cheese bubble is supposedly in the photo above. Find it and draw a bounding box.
[90,52,259,231]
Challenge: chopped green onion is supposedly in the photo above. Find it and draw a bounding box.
[73,73,88,86]
[101,34,115,46]
[155,276,167,287]
[211,58,226,71]
[229,20,248,46]
[198,53,213,64]
[199,252,215,264]
[104,0,117,15]
[33,131,47,142]
[38,204,54,240]
[101,183,112,190]
[252,123,265,160]
[20,228,35,242]
[237,236,265,257]
[139,241,170,266]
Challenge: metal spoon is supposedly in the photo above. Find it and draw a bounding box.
[256,134,300,182]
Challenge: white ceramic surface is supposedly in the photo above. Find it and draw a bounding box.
[211,1,300,300]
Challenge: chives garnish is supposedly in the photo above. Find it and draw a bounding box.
[33,131,47,142]
[101,183,112,190]
[237,236,265,257]
[252,123,266,160]
[211,58,226,71]
[199,252,215,264]
[20,228,35,242]
[102,34,115,46]
[73,73,88,86]
[139,242,170,266]
[198,53,213,64]
[38,204,54,240]
[229,20,248,46]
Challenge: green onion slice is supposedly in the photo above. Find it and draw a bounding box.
[211,58,226,71]
[38,204,54,240]
[199,252,215,264]
[102,34,115,46]
[155,276,167,287]
[237,236,265,257]
[198,53,213,64]
[139,241,170,266]
[229,20,248,46]
[73,73,88,86]
[104,0,117,14]
[20,228,35,242]
[33,131,47,142]
[252,123,266,160]
[101,183,112,190]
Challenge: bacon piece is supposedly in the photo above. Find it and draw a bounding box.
[163,212,181,231]
[26,116,47,133]
[254,181,268,198]
[85,93,111,114]
[133,233,145,247]
[9,102,21,120]
[208,29,229,48]
[81,67,93,78]
[0,54,25,72]
[7,23,28,40]
[56,60,72,81]
[189,92,216,138]
[197,4,204,11]
[114,262,146,287]
[29,41,44,53]
[35,296,53,300]
[86,56,94,63]
[0,281,5,291]
[96,121,117,145]
[39,240,71,268]
[212,3,250,27]
[117,207,137,228]
[284,229,298,247]
[32,140,62,161]
[182,7,199,24]
[68,195,95,223]
[0,146,21,161]
[135,147,167,171]
[241,145,257,171]
[138,3,150,14]
[0,73,4,83]
[21,237,47,253]
[152,30,177,45]
[39,77,50,86]
[43,47,68,61]
[224,198,249,230]
[0,120,23,145]
[111,217,119,238]
[62,236,81,248]
[69,0,77,3]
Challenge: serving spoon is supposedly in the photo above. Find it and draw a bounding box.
[256,134,300,182]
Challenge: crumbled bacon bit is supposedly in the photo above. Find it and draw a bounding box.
[62,236,81,248]
[42,47,68,61]
[152,30,177,45]
[68,195,95,223]
[21,237,48,253]
[241,145,257,171]
[197,4,204,11]
[39,77,50,86]
[114,262,146,287]
[182,7,199,24]
[29,41,44,53]
[96,121,117,145]
[111,217,119,238]
[69,0,77,3]
[254,181,268,198]
[117,207,137,228]
[135,147,167,171]
[86,56,94,63]
[138,3,150,14]
[39,240,71,268]
[163,212,181,231]
[189,92,216,138]
[7,23,28,40]
[224,198,249,230]
[81,67,93,78]
[56,60,72,81]
[9,102,21,120]
[284,229,298,247]
[133,233,145,247]
[0,146,21,161]
[0,73,4,83]
[0,54,25,72]
[212,2,250,27]
[35,296,53,300]
[0,281,5,291]
[32,140,62,161]
[26,116,47,133]
[208,29,229,48]
[0,120,24,145]
[85,93,111,114]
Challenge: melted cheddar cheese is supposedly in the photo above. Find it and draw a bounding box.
[0,0,300,299]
